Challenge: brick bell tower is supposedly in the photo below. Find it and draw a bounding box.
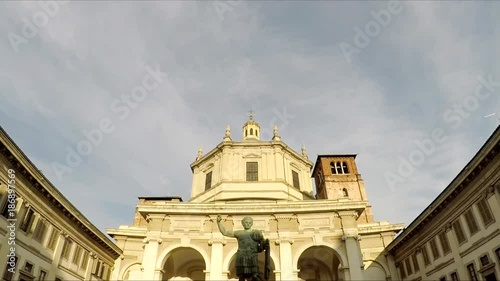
[312,154,374,223]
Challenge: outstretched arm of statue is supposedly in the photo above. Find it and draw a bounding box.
[217,215,235,237]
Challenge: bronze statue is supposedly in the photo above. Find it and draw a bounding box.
[217,215,270,281]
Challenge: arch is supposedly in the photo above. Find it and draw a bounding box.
[342,188,349,197]
[250,128,254,135]
[296,245,344,281]
[341,162,349,174]
[222,245,281,272]
[157,243,211,270]
[293,242,348,270]
[120,262,142,281]
[330,162,337,174]
[363,259,390,279]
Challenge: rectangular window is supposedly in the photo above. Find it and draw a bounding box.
[61,239,73,260]
[72,246,83,265]
[405,258,413,275]
[412,253,419,272]
[80,251,90,270]
[398,264,406,279]
[246,162,258,181]
[450,272,459,281]
[464,209,480,235]
[452,219,467,244]
[3,256,17,281]
[438,232,451,255]
[421,244,430,266]
[46,228,59,251]
[204,171,212,191]
[24,262,33,273]
[496,247,500,262]
[33,218,48,243]
[292,170,300,189]
[39,270,47,281]
[430,238,440,260]
[94,260,101,275]
[0,196,10,218]
[467,263,479,281]
[477,198,495,226]
[480,255,490,266]
[20,208,35,232]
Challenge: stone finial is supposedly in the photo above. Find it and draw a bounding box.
[301,145,308,159]
[223,125,232,141]
[272,124,281,141]
[196,146,203,160]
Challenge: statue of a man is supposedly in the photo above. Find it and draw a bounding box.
[217,215,270,281]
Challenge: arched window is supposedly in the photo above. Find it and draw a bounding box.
[330,162,337,174]
[342,162,349,174]
[250,128,253,135]
[245,129,248,136]
[256,130,258,137]
[335,162,342,174]
[342,188,349,197]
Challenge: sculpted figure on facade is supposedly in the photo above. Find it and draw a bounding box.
[217,215,270,281]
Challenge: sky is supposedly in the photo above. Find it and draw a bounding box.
[0,1,499,236]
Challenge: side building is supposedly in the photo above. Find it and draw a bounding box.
[386,126,500,281]
[0,127,122,281]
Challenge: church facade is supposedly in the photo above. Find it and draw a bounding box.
[107,115,404,281]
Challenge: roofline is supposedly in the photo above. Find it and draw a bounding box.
[0,125,122,258]
[190,140,314,172]
[311,154,358,177]
[138,196,183,201]
[386,125,500,253]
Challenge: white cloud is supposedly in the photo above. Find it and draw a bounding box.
[0,1,498,232]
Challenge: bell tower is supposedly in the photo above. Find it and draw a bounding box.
[312,155,374,223]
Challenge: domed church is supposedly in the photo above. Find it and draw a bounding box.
[107,114,404,281]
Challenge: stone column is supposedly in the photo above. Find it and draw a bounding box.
[86,253,98,280]
[154,269,164,280]
[342,235,363,280]
[142,237,162,280]
[445,223,467,279]
[384,252,398,281]
[277,238,293,280]
[47,231,69,281]
[208,236,226,280]
[110,255,124,280]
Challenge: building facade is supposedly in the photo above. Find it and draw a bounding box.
[386,126,500,281]
[107,115,404,281]
[0,127,121,281]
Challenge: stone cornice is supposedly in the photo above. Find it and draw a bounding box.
[136,200,369,216]
[386,126,499,253]
[0,127,122,259]
[107,226,147,238]
[358,223,405,235]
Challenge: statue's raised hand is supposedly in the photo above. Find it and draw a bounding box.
[217,215,222,222]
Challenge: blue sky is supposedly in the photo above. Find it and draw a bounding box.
[0,1,499,234]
